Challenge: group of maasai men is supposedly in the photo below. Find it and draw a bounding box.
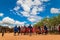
[14,24,48,36]
[1,24,60,36]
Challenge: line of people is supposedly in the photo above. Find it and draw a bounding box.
[1,24,60,37]
[14,24,33,36]
[13,24,48,36]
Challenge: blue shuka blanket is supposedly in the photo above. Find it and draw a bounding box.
[14,26,18,32]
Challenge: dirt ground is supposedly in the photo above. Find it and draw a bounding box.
[0,33,60,40]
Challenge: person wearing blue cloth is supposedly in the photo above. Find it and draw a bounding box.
[44,25,48,35]
[28,24,32,36]
[14,25,18,36]
[18,26,21,35]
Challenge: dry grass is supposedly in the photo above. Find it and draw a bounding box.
[0,33,60,40]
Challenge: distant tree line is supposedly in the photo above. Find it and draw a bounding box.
[34,14,60,34]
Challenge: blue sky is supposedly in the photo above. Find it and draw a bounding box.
[0,0,60,27]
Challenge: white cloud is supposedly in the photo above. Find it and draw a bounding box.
[10,0,49,24]
[13,0,50,16]
[0,17,26,27]
[21,11,30,17]
[16,0,43,12]
[2,17,15,24]
[20,6,44,17]
[38,7,44,12]
[41,0,50,2]
[0,13,4,17]
[31,7,38,15]
[51,8,60,13]
[22,4,30,12]
[15,21,25,26]
[14,6,20,11]
[28,16,42,22]
[16,0,32,12]
[33,0,42,6]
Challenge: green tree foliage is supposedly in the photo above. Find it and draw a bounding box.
[34,14,60,28]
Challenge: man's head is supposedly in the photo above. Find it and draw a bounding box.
[29,24,31,26]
